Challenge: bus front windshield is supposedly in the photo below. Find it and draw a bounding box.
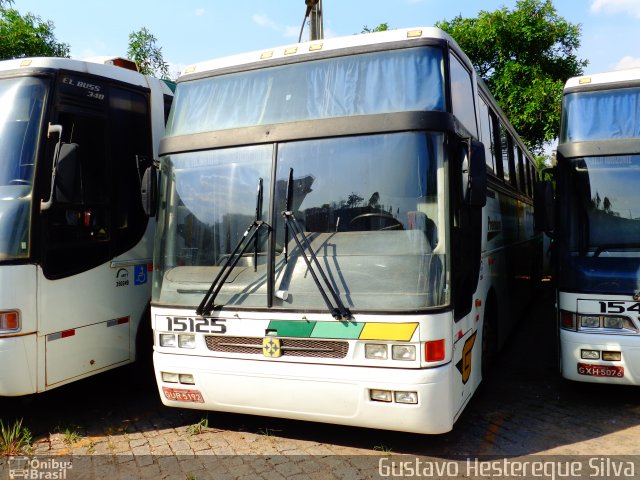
[568,156,640,256]
[154,132,449,312]
[560,156,640,294]
[0,76,47,260]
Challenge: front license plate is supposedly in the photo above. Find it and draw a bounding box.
[162,386,204,403]
[577,363,624,378]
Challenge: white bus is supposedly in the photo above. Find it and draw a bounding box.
[0,57,172,396]
[551,68,640,384]
[152,27,541,434]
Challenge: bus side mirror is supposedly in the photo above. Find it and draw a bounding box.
[466,140,487,208]
[534,179,555,232]
[141,164,158,217]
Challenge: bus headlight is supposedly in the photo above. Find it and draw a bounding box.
[179,373,195,384]
[365,344,388,360]
[602,351,622,361]
[603,316,624,329]
[370,389,392,402]
[159,334,176,347]
[392,345,416,361]
[580,316,600,328]
[178,334,196,348]
[394,391,418,404]
[161,372,179,383]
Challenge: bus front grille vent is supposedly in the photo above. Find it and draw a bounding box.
[204,336,349,359]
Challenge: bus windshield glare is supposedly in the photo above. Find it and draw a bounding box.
[154,132,448,312]
[0,76,48,260]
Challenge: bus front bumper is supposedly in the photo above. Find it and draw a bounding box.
[153,351,457,434]
[0,333,37,396]
[560,330,640,385]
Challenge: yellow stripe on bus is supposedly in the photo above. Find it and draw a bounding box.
[359,323,418,341]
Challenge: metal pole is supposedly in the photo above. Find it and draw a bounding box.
[307,0,323,41]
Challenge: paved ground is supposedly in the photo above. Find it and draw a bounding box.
[2,283,640,479]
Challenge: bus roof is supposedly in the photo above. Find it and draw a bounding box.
[565,67,640,90]
[0,56,151,89]
[179,26,467,80]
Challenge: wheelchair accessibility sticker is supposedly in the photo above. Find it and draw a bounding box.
[134,264,148,285]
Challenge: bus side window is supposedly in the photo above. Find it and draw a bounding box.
[449,54,478,138]
[478,97,495,172]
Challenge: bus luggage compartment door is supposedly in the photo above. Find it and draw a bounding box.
[45,318,130,387]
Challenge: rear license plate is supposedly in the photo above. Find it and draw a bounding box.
[162,386,204,403]
[577,363,624,378]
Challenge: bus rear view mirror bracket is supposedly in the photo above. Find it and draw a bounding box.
[41,123,62,211]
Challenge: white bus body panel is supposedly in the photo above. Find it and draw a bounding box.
[37,234,152,391]
[0,218,153,397]
[0,265,38,395]
[559,291,640,385]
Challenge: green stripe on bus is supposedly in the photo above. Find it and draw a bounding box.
[267,320,316,337]
[310,321,365,339]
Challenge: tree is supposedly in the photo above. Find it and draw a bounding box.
[0,5,70,60]
[361,23,389,33]
[127,27,169,79]
[436,0,587,154]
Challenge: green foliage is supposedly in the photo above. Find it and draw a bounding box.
[127,27,169,79]
[61,427,81,445]
[362,23,389,33]
[186,416,209,436]
[436,0,587,154]
[0,418,32,456]
[373,444,394,454]
[0,6,70,60]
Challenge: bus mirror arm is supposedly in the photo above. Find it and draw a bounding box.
[41,123,63,212]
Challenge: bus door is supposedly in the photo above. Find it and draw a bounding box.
[451,137,486,410]
[37,72,153,389]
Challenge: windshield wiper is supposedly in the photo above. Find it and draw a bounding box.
[281,168,351,320]
[197,178,270,316]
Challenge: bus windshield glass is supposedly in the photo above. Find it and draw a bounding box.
[167,47,445,135]
[561,87,640,142]
[568,156,640,256]
[0,76,48,260]
[154,132,448,312]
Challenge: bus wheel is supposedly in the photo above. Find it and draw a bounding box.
[481,294,498,380]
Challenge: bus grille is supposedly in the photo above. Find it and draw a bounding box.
[204,336,349,359]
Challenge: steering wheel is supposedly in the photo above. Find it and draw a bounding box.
[349,212,403,231]
[8,179,30,186]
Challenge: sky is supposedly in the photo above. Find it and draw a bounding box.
[12,0,640,78]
